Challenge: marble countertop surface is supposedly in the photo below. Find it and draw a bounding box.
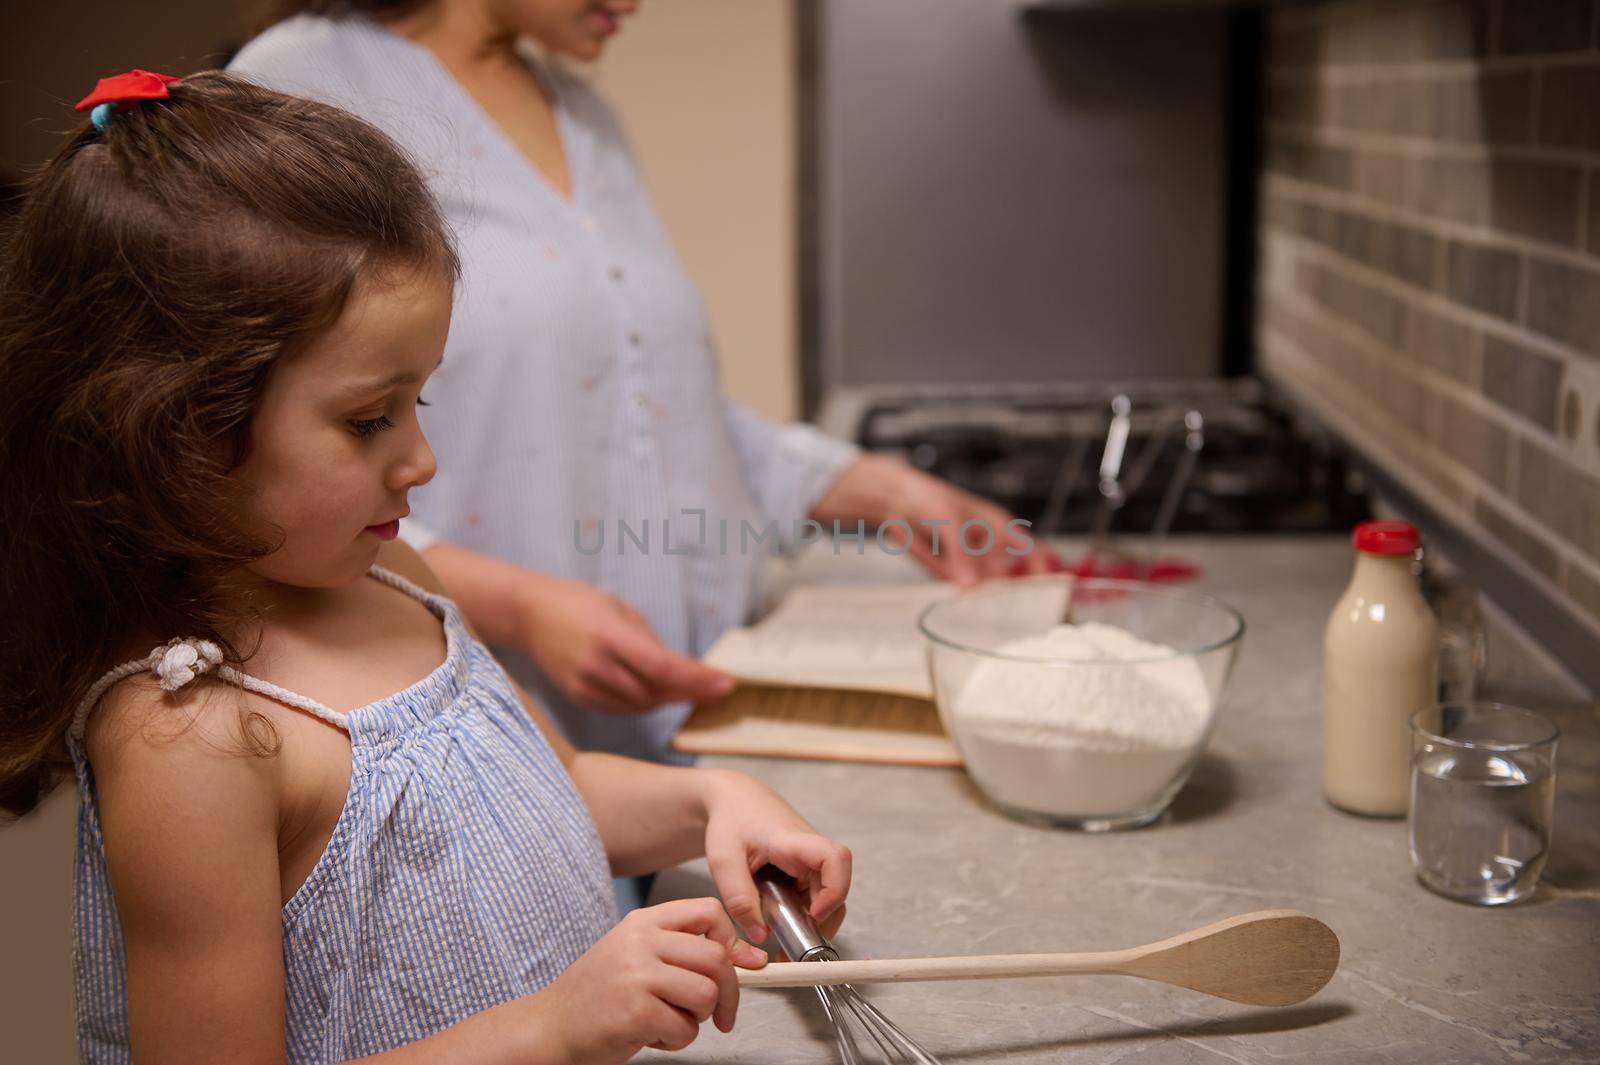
[643,536,1600,1064]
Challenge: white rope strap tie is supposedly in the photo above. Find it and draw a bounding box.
[69,637,351,740]
[149,637,225,691]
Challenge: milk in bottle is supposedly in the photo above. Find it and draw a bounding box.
[1323,521,1438,816]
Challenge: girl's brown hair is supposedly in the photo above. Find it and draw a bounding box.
[0,71,457,817]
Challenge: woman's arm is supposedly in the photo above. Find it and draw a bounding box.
[809,452,1060,583]
[721,398,861,554]
[721,401,1057,580]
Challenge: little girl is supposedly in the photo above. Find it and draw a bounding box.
[0,70,849,1064]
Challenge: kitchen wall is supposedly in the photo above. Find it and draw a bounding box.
[0,3,247,182]
[1256,0,1600,642]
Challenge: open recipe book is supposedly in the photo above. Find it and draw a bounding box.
[673,583,964,766]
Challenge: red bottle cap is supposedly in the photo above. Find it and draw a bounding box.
[1353,520,1419,556]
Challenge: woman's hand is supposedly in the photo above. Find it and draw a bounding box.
[810,453,1059,585]
[420,542,735,716]
[700,771,852,947]
[534,898,769,1063]
[515,573,735,715]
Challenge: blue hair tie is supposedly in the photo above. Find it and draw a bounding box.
[90,102,115,131]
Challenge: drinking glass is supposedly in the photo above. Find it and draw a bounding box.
[1409,703,1558,905]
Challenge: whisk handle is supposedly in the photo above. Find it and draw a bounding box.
[754,865,833,963]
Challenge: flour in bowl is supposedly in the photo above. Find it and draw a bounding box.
[950,622,1212,819]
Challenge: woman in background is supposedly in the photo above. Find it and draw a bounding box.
[231,0,1045,772]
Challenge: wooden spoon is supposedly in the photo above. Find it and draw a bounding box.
[737,909,1339,1008]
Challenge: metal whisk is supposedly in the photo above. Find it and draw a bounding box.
[754,867,945,1065]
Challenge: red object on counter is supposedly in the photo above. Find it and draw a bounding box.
[1005,551,1072,577]
[1075,556,1199,582]
[1005,553,1200,584]
[1352,520,1420,556]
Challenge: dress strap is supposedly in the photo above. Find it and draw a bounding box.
[68,638,349,744]
[367,563,442,609]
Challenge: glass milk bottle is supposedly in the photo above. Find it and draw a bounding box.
[1323,521,1438,816]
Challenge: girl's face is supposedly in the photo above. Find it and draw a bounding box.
[238,268,452,590]
[497,0,640,61]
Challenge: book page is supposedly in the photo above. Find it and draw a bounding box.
[703,578,1075,698]
[703,583,959,698]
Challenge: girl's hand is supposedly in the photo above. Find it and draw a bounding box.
[537,898,769,1064]
[701,771,853,947]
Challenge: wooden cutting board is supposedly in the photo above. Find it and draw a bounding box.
[673,682,962,767]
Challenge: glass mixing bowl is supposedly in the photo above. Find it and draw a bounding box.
[919,577,1245,831]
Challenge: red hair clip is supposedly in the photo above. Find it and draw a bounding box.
[75,69,181,129]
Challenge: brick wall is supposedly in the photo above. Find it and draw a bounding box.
[1256,0,1600,641]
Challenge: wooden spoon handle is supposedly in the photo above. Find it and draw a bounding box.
[739,952,1132,988]
[737,910,1339,1009]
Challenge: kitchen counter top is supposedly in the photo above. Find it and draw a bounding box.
[643,536,1600,1064]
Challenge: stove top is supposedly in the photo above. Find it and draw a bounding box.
[824,378,1369,536]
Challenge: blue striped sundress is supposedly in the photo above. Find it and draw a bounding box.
[66,566,620,1063]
